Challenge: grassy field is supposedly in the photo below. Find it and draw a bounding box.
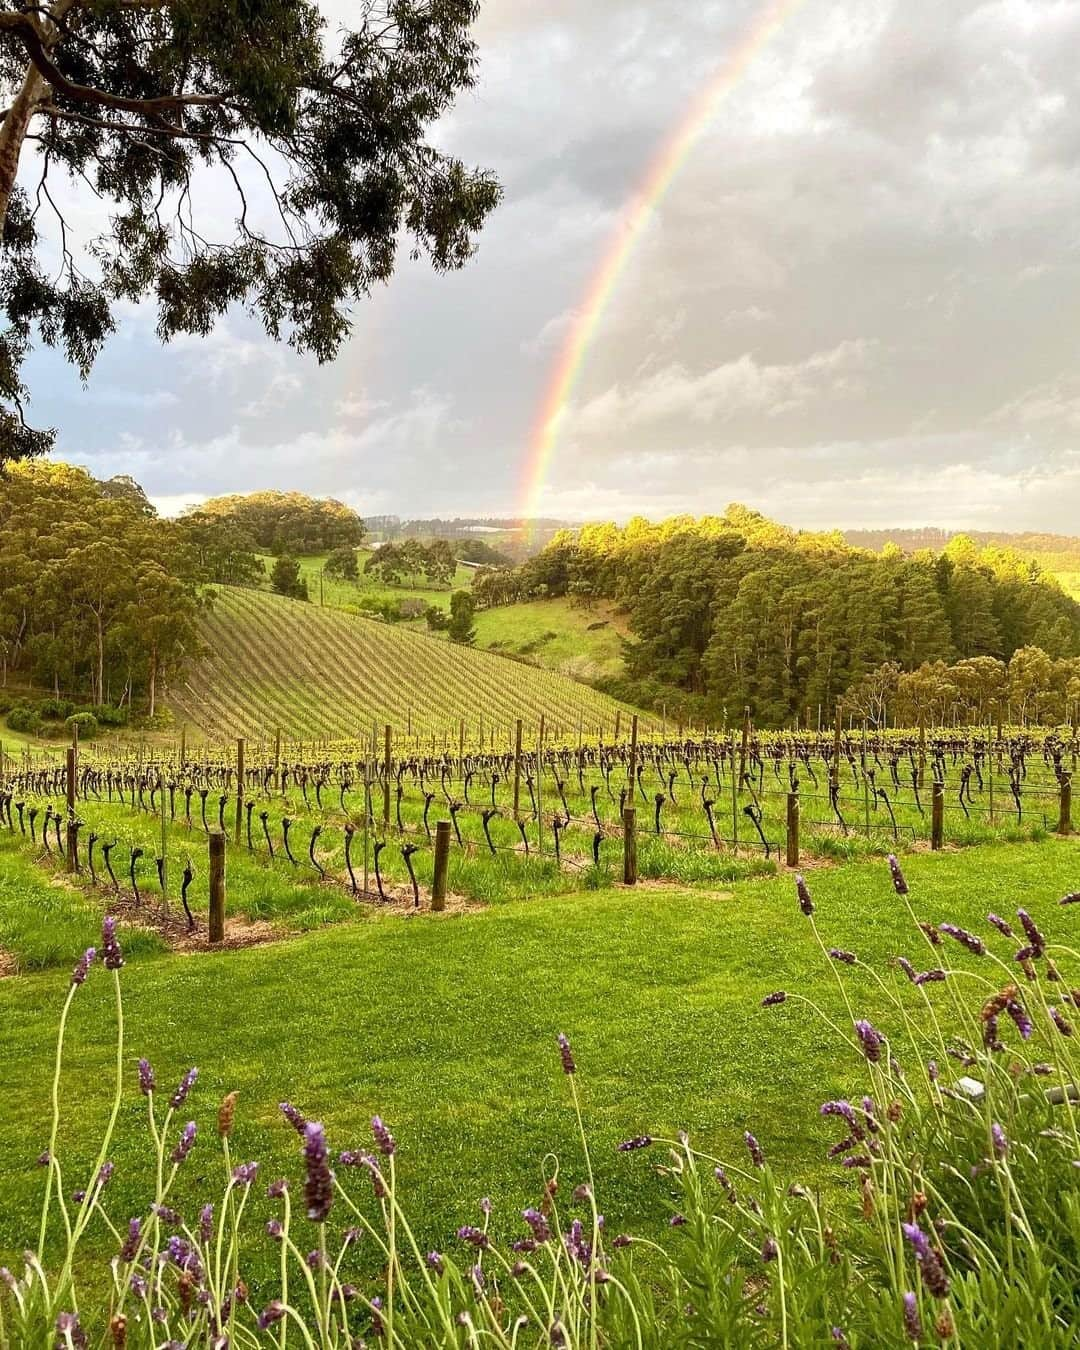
[258,550,475,614]
[0,837,1075,1287]
[472,598,629,682]
[169,586,649,743]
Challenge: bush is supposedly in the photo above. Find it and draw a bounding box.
[88,703,129,727]
[38,697,75,720]
[65,712,99,738]
[356,594,402,623]
[424,604,450,631]
[6,702,41,734]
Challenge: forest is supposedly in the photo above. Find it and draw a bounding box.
[473,507,1080,725]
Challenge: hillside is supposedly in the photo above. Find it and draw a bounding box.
[843,527,1080,597]
[169,586,648,743]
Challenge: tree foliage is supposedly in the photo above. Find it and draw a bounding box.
[270,552,306,600]
[323,545,359,582]
[0,460,202,711]
[195,490,363,555]
[364,538,456,588]
[489,509,1080,727]
[0,0,500,462]
[447,588,475,645]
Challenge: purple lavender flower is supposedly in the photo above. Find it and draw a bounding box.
[920,922,942,946]
[267,1177,288,1198]
[306,1248,322,1270]
[35,1149,50,1167]
[137,1059,155,1096]
[897,957,917,983]
[557,1033,576,1075]
[232,1161,259,1186]
[855,1019,884,1063]
[170,1121,196,1165]
[987,913,1015,938]
[152,1201,182,1226]
[821,1101,864,1139]
[169,1067,198,1110]
[70,948,95,988]
[480,1195,492,1215]
[829,948,857,965]
[101,917,123,971]
[938,923,986,956]
[991,1123,1008,1158]
[426,1251,444,1274]
[1017,909,1046,957]
[887,854,909,895]
[1050,1006,1074,1037]
[831,1330,850,1349]
[55,1311,86,1347]
[199,1204,213,1243]
[1014,945,1035,963]
[457,1225,489,1249]
[841,1155,872,1169]
[96,1161,114,1189]
[902,1292,922,1341]
[901,1222,949,1296]
[617,1135,653,1151]
[523,1208,551,1243]
[129,1273,147,1298]
[266,1219,283,1240]
[761,990,787,1006]
[744,1131,765,1167]
[371,1115,396,1157]
[928,1060,939,1082]
[795,874,814,915]
[914,969,947,986]
[303,1122,333,1222]
[120,1217,141,1261]
[1006,999,1033,1040]
[279,1101,307,1134]
[761,1235,778,1261]
[1060,892,1080,905]
[257,1302,284,1331]
[612,1233,633,1248]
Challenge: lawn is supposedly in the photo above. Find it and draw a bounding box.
[258,550,475,614]
[0,837,1076,1294]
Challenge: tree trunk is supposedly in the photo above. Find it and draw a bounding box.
[148,648,157,718]
[0,62,45,233]
[96,615,104,705]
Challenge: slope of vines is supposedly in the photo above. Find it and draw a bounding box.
[170,586,650,742]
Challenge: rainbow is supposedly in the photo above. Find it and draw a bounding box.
[519,0,807,522]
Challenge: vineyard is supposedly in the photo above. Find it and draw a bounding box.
[0,721,1073,973]
[170,586,646,743]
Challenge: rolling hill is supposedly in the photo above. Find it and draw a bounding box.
[169,586,650,745]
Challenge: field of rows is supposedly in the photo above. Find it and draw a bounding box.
[170,586,649,744]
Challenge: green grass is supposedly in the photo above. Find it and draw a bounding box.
[0,837,1076,1287]
[169,586,651,744]
[258,550,475,614]
[472,598,630,683]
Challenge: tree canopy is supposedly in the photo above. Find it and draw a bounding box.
[481,508,1080,726]
[0,0,500,462]
[194,490,363,555]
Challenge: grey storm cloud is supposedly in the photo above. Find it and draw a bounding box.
[23,0,1080,529]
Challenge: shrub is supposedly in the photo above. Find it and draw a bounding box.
[6,701,41,734]
[88,703,129,727]
[65,712,99,738]
[39,697,75,720]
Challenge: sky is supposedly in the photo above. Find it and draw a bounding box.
[22,0,1080,529]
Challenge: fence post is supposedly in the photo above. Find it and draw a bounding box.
[1058,775,1072,836]
[931,780,944,851]
[65,744,78,874]
[513,718,523,820]
[629,713,639,796]
[786,790,800,867]
[209,829,226,943]
[623,806,637,885]
[432,819,451,911]
[537,714,546,853]
[234,736,245,846]
[159,767,168,898]
[383,724,392,829]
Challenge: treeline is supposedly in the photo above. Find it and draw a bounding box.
[843,651,1080,728]
[198,491,364,555]
[0,463,204,715]
[473,508,1080,726]
[845,527,1080,574]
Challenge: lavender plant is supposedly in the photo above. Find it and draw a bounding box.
[3,863,1079,1346]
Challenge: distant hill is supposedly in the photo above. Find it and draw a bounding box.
[844,527,1080,567]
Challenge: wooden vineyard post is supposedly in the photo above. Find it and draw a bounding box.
[274,727,282,778]
[786,789,800,867]
[739,706,751,788]
[513,719,523,820]
[623,806,637,885]
[614,710,621,743]
[987,719,994,823]
[363,729,372,896]
[159,766,168,899]
[629,714,639,792]
[1058,776,1072,836]
[65,746,77,873]
[179,726,187,770]
[208,830,226,943]
[537,714,546,854]
[918,716,927,789]
[383,724,392,830]
[831,705,842,789]
[931,780,944,851]
[731,728,739,846]
[458,718,465,768]
[234,737,245,845]
[862,720,871,837]
[432,819,451,911]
